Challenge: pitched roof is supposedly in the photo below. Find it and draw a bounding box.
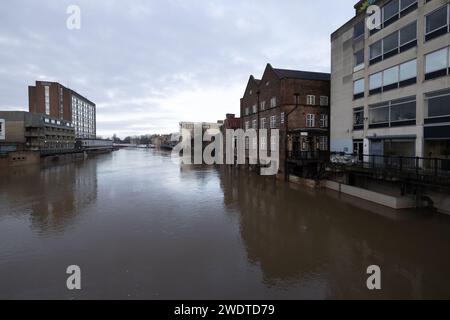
[272,68,330,81]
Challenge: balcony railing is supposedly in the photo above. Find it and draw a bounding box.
[331,153,450,177]
[288,151,330,162]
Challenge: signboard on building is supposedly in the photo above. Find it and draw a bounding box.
[0,119,5,140]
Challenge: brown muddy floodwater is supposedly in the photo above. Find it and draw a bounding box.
[0,149,450,299]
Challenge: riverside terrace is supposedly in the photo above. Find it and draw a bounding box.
[325,152,450,204]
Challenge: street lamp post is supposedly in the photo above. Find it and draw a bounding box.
[285,93,300,182]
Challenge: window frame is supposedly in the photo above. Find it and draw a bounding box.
[319,114,329,128]
[353,107,365,130]
[425,89,450,119]
[307,95,316,106]
[353,78,365,99]
[306,114,315,128]
[424,46,449,80]
[425,4,449,37]
[320,96,329,106]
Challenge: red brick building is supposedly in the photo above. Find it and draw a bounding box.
[240,63,331,177]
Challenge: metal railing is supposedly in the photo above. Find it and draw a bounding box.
[288,151,330,162]
[331,153,450,177]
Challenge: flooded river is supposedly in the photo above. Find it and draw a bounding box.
[1,149,450,299]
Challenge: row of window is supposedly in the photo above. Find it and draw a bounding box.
[353,88,450,130]
[244,113,328,129]
[244,95,329,116]
[354,0,418,39]
[353,97,416,129]
[354,2,450,69]
[244,136,329,152]
[354,44,450,99]
[43,117,73,128]
[245,136,279,151]
[368,21,417,66]
[368,59,417,95]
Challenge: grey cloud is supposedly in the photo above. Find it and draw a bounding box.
[0,0,356,138]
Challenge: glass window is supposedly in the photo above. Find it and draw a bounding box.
[426,6,448,33]
[270,116,277,128]
[400,22,416,45]
[427,93,450,117]
[369,72,382,90]
[260,101,265,111]
[383,32,399,53]
[383,66,399,86]
[369,105,390,124]
[353,108,364,126]
[354,49,364,67]
[370,41,382,59]
[306,114,315,127]
[399,59,417,81]
[353,79,364,94]
[354,20,365,39]
[401,0,416,10]
[320,96,329,106]
[319,136,328,151]
[425,47,448,74]
[271,136,277,151]
[260,137,267,150]
[307,95,316,105]
[390,100,416,121]
[270,97,277,108]
[383,0,399,21]
[320,114,328,128]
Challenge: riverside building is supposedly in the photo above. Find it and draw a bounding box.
[331,0,450,160]
[28,81,96,139]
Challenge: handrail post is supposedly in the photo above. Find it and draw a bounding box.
[416,157,419,176]
[435,158,438,177]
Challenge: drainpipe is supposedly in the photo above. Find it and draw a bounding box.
[256,90,260,172]
[285,93,300,181]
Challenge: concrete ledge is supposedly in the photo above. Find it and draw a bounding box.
[325,180,415,209]
[289,175,318,188]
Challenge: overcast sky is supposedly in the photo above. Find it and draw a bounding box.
[0,0,356,138]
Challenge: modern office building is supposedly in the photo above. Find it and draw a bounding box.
[331,0,450,160]
[28,81,96,139]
